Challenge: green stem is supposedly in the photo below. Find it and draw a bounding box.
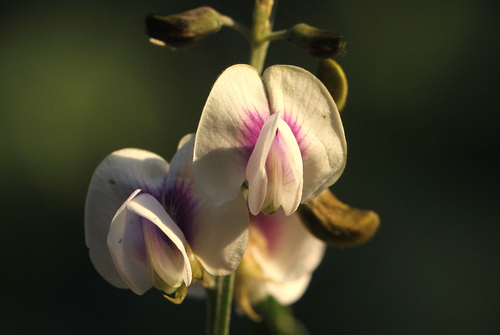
[205,274,235,335]
[205,3,280,335]
[265,29,288,42]
[249,0,276,72]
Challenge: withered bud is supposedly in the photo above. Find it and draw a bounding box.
[298,189,379,247]
[316,58,348,112]
[286,23,345,59]
[146,7,224,49]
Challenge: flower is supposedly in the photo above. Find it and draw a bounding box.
[193,64,347,216]
[234,208,326,319]
[84,135,249,299]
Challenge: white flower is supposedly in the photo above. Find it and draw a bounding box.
[193,64,347,216]
[235,208,326,317]
[85,135,249,296]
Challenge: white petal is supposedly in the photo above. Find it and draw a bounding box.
[261,131,283,213]
[249,209,326,283]
[106,190,152,294]
[166,136,249,276]
[264,274,312,305]
[246,113,280,215]
[142,220,184,288]
[263,65,347,202]
[85,149,169,288]
[246,116,303,216]
[193,64,270,206]
[275,119,303,215]
[126,193,192,287]
[191,195,249,276]
[177,133,195,150]
[243,273,312,306]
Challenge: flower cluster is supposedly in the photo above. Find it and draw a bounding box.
[85,64,352,310]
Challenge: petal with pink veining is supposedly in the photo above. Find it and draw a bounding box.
[194,64,270,206]
[249,209,326,283]
[263,65,347,203]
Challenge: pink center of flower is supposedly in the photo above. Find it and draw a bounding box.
[246,113,304,215]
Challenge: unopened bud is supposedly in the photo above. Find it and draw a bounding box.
[146,7,224,49]
[316,58,348,111]
[298,189,379,247]
[287,23,345,59]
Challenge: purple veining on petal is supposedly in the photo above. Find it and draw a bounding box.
[136,175,166,201]
[238,106,269,160]
[282,109,308,158]
[163,178,199,243]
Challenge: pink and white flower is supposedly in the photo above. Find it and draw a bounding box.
[85,135,249,295]
[193,64,347,216]
[236,208,326,312]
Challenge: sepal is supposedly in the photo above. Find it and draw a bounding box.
[297,188,380,247]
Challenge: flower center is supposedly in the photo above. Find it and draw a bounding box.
[246,113,303,215]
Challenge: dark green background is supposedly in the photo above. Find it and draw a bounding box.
[1,0,498,334]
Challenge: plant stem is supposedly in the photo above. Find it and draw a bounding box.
[250,0,276,72]
[206,3,279,335]
[205,274,235,335]
[266,29,288,42]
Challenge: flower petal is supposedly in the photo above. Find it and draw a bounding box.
[177,133,195,150]
[142,219,185,288]
[263,65,347,202]
[193,64,271,206]
[242,273,312,306]
[246,113,280,215]
[125,193,192,287]
[246,115,304,216]
[249,209,326,283]
[85,149,169,288]
[263,274,312,305]
[106,190,152,294]
[275,118,303,215]
[166,136,249,276]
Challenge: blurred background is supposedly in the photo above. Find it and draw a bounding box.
[1,0,498,334]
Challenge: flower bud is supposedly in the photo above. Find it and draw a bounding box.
[286,23,345,59]
[298,189,379,247]
[146,7,224,49]
[316,58,348,111]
